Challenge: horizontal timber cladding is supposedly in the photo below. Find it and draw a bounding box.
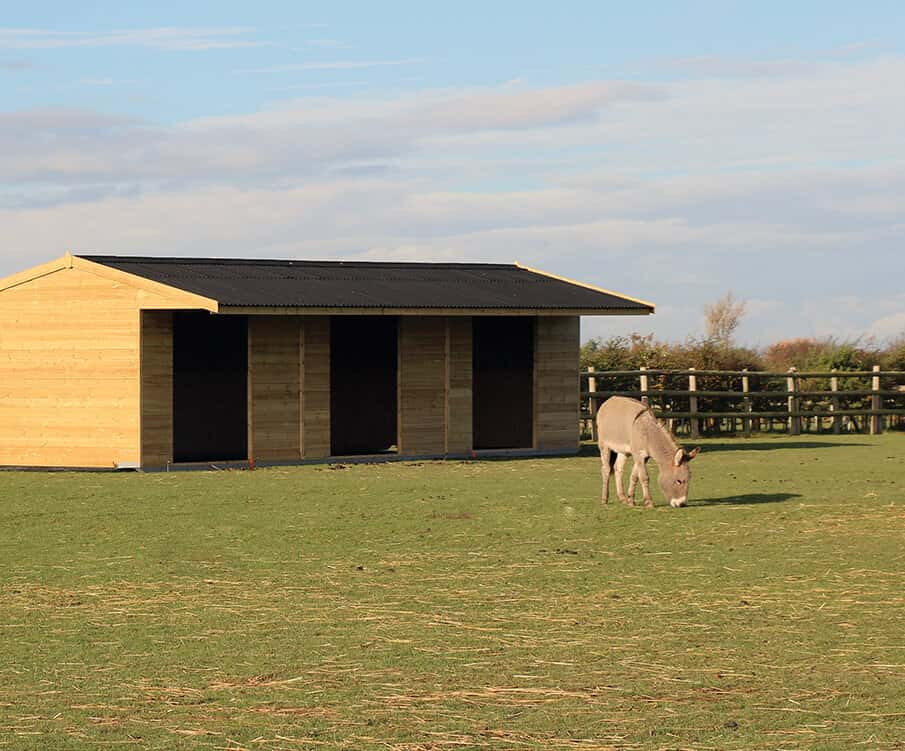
[445,317,473,455]
[249,316,301,463]
[140,311,173,467]
[300,316,331,459]
[398,317,446,456]
[534,316,581,452]
[0,266,181,468]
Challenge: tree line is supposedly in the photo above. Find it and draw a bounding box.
[581,292,905,373]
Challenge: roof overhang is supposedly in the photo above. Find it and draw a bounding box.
[215,306,652,316]
[2,253,655,317]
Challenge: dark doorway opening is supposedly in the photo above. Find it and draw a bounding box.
[330,316,398,455]
[173,312,248,463]
[473,317,534,449]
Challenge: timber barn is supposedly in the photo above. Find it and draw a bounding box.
[0,254,654,469]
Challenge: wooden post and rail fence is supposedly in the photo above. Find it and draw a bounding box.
[582,367,905,438]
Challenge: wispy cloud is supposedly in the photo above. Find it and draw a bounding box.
[0,27,264,51]
[77,78,117,87]
[664,54,816,78]
[242,58,420,74]
[305,39,348,49]
[0,58,32,72]
[268,80,369,93]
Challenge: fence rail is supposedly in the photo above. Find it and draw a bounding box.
[581,366,905,437]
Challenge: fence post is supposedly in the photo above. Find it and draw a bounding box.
[587,366,598,441]
[830,369,841,435]
[871,364,883,435]
[639,366,649,406]
[742,368,751,437]
[688,368,700,439]
[787,367,800,436]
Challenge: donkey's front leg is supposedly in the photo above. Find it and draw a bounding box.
[635,457,654,508]
[614,453,633,505]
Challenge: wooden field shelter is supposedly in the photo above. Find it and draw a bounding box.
[0,254,654,469]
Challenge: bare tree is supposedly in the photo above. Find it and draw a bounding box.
[704,291,746,346]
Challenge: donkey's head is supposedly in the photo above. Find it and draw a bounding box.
[658,446,700,507]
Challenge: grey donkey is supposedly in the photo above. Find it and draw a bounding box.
[596,396,700,508]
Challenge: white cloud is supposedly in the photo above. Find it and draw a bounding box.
[1,55,904,345]
[869,311,905,340]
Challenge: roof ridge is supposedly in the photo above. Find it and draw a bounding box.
[76,255,519,270]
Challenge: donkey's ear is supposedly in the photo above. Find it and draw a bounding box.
[686,446,701,461]
[673,448,684,467]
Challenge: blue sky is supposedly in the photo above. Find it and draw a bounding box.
[2,1,904,344]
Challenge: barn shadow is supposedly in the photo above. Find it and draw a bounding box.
[692,492,801,506]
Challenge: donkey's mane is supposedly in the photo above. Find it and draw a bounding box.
[637,406,680,458]
[654,417,678,448]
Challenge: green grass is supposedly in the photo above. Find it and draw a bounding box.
[1,434,904,750]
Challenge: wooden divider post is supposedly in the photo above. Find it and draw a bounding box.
[871,364,883,435]
[688,368,700,439]
[830,369,841,435]
[742,368,751,437]
[587,366,598,440]
[787,367,800,436]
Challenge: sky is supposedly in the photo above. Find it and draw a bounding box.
[2,0,904,346]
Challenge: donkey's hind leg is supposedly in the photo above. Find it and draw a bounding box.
[599,446,613,504]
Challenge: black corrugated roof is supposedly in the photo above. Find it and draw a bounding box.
[77,255,654,313]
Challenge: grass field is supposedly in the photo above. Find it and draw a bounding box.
[1,434,904,750]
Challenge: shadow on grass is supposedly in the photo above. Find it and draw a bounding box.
[693,492,801,506]
[694,441,869,453]
[577,441,868,457]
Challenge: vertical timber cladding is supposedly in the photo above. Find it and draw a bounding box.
[534,316,581,452]
[140,310,174,467]
[398,317,447,456]
[300,316,331,459]
[248,316,301,462]
[445,317,473,456]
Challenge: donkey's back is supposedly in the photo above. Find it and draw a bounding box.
[595,396,648,455]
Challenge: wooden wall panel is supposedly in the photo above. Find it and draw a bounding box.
[534,316,580,452]
[300,316,331,459]
[0,267,182,467]
[140,310,173,467]
[248,316,301,462]
[445,317,472,455]
[398,317,446,456]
